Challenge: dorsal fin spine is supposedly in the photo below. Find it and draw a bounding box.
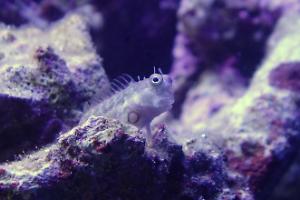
[113,79,127,88]
[97,74,137,104]
[111,82,122,91]
[119,76,130,84]
[123,74,134,82]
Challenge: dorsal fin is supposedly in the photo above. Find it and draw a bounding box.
[82,73,140,118]
[105,73,136,96]
[111,73,135,90]
[88,74,138,106]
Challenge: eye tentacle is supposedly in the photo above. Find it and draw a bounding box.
[158,68,163,75]
[158,68,164,80]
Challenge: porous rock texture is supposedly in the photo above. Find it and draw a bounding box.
[0,12,109,162]
[260,10,300,200]
[0,116,228,200]
[0,1,91,27]
[170,0,286,115]
[172,0,297,79]
[0,0,179,78]
[0,0,300,200]
[174,2,300,199]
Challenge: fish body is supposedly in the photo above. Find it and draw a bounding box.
[80,72,174,138]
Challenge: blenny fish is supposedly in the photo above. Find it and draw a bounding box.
[80,68,174,142]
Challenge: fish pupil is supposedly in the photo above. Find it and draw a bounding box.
[153,77,159,83]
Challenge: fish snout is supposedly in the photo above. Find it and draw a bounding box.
[163,75,173,86]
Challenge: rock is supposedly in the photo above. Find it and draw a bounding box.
[181,67,246,128]
[0,12,109,161]
[170,0,283,112]
[0,116,203,200]
[179,8,300,199]
[259,10,300,200]
[0,0,91,27]
[0,115,236,200]
[1,1,300,199]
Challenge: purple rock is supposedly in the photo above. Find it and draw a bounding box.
[269,62,300,92]
[177,7,300,199]
[0,1,300,200]
[0,13,109,162]
[171,0,282,98]
[0,117,184,199]
[0,0,90,26]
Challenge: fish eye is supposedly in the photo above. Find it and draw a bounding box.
[150,74,163,86]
